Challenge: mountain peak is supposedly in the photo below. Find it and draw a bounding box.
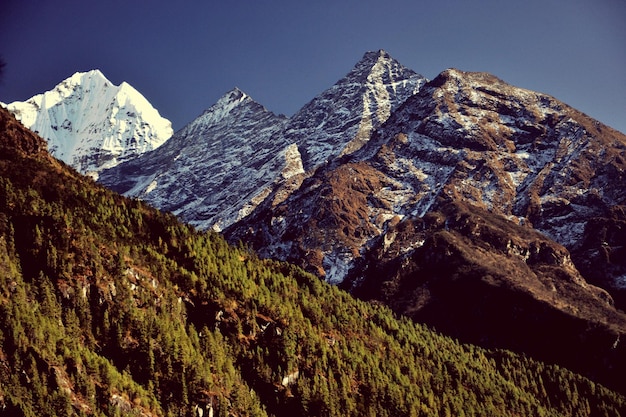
[188,88,258,131]
[361,49,392,62]
[4,70,172,176]
[283,50,426,171]
[99,83,290,231]
[76,68,107,79]
[340,49,422,86]
[220,87,249,105]
[427,68,515,95]
[63,69,112,90]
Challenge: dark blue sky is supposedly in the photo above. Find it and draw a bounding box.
[1,0,625,133]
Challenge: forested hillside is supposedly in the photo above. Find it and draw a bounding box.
[1,106,625,416]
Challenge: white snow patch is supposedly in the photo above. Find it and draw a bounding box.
[323,251,355,284]
[145,180,158,194]
[237,187,272,221]
[121,174,158,198]
[506,169,528,189]
[281,143,305,179]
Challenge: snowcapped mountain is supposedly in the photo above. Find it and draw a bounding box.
[2,70,172,178]
[99,88,291,231]
[99,50,426,230]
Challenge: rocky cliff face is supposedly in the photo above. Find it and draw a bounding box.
[283,50,426,171]
[362,69,626,300]
[2,70,172,178]
[344,198,626,385]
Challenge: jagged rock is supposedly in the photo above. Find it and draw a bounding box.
[283,49,426,171]
[227,66,626,298]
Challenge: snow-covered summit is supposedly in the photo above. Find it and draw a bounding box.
[3,70,172,178]
[341,49,420,87]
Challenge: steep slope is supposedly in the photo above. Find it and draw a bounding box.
[227,68,626,287]
[99,88,292,231]
[98,50,426,231]
[345,198,626,391]
[225,69,626,391]
[361,69,626,302]
[2,70,172,177]
[4,107,626,416]
[283,49,426,171]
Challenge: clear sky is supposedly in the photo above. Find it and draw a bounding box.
[1,0,624,133]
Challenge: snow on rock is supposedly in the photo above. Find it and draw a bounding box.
[285,49,427,171]
[99,50,425,240]
[91,51,626,291]
[99,88,290,231]
[281,143,305,180]
[4,70,172,177]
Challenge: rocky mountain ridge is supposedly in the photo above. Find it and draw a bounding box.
[99,87,292,231]
[282,50,426,171]
[227,68,626,292]
[2,70,172,178]
[99,50,426,231]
